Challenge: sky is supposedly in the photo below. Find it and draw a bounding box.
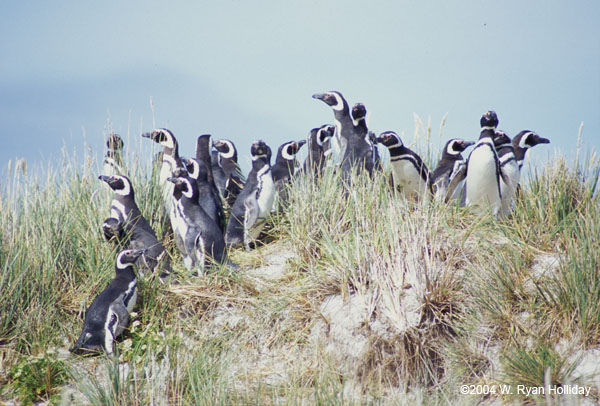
[1,1,599,175]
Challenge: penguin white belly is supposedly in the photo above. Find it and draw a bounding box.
[466,145,501,213]
[256,173,275,219]
[124,280,138,313]
[391,160,427,197]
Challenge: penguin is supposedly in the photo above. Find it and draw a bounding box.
[70,248,145,355]
[213,139,246,208]
[211,150,227,198]
[183,157,226,232]
[493,130,520,217]
[272,140,307,187]
[376,131,432,199]
[512,130,550,171]
[141,128,185,252]
[225,140,275,249]
[102,133,125,177]
[464,111,510,216]
[431,138,475,202]
[342,102,375,179]
[167,171,227,271]
[99,174,171,281]
[312,91,355,164]
[271,140,306,209]
[302,124,335,177]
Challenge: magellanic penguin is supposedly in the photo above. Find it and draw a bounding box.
[464,111,510,216]
[195,135,225,226]
[272,139,306,209]
[102,133,125,177]
[312,91,355,164]
[167,170,227,271]
[225,140,275,250]
[431,138,475,202]
[302,124,335,177]
[99,174,171,281]
[272,139,307,187]
[70,248,145,355]
[186,148,226,233]
[512,130,550,171]
[341,102,375,180]
[493,130,519,217]
[213,139,246,208]
[141,128,185,251]
[376,131,432,200]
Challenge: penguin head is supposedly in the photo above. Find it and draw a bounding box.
[351,103,367,123]
[167,170,196,200]
[99,175,133,198]
[106,133,124,151]
[278,140,306,161]
[213,139,237,160]
[141,128,177,149]
[102,217,122,242]
[514,130,550,150]
[480,111,499,129]
[116,248,146,270]
[493,131,512,149]
[445,139,475,156]
[183,157,208,182]
[376,131,403,148]
[196,134,212,160]
[312,91,347,111]
[317,125,335,146]
[251,140,272,163]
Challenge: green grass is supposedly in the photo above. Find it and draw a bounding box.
[1,125,599,405]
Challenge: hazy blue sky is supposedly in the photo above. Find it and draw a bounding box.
[1,1,598,174]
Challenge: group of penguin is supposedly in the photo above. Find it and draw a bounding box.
[70,90,550,356]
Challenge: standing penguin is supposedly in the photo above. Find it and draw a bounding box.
[302,124,335,177]
[102,133,125,177]
[213,139,246,208]
[512,130,550,171]
[464,111,509,216]
[376,131,432,199]
[183,157,226,233]
[431,138,475,202]
[99,174,171,280]
[493,131,520,217]
[312,91,355,164]
[225,140,275,249]
[272,140,306,187]
[141,128,185,251]
[167,171,227,271]
[342,102,375,179]
[70,248,145,355]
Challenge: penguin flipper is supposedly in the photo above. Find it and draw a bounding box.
[243,195,260,250]
[109,298,130,338]
[445,165,467,203]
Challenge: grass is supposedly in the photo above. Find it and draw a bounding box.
[0,121,599,405]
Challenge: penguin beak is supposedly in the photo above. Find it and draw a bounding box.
[297,139,307,148]
[463,141,476,148]
[98,175,112,183]
[167,177,178,184]
[537,136,550,144]
[133,248,147,257]
[141,132,152,139]
[312,93,326,100]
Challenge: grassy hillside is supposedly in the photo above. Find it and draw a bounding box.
[0,138,599,405]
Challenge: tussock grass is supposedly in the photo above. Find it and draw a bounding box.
[1,127,599,405]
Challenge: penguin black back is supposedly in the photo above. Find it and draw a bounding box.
[213,139,245,207]
[70,248,145,355]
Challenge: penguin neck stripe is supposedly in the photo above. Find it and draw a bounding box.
[220,142,235,159]
[519,132,533,149]
[182,179,194,199]
[282,144,295,160]
[252,154,268,161]
[481,126,496,131]
[332,93,344,111]
[116,252,129,269]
